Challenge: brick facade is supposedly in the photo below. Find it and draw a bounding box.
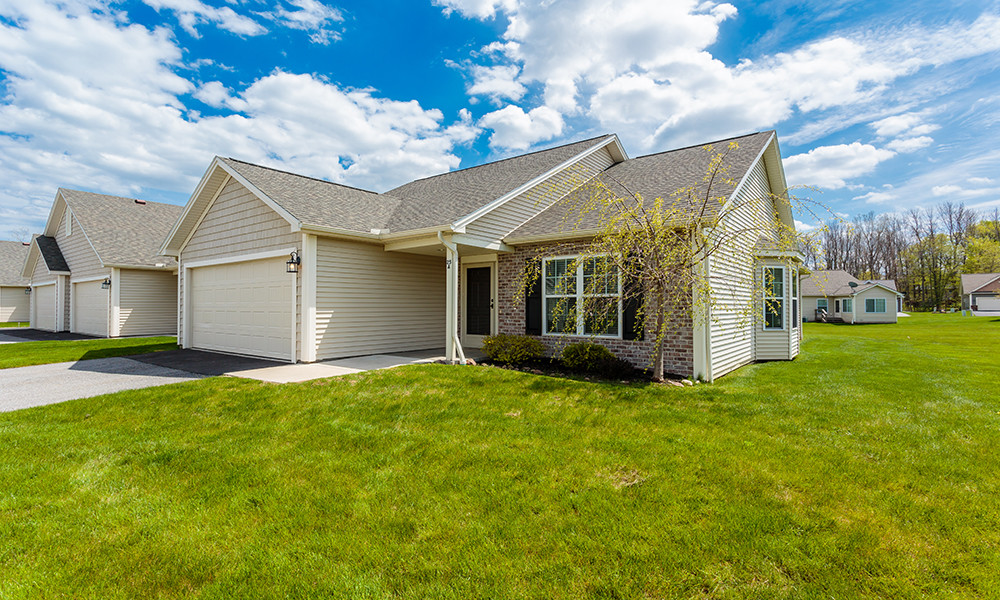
[495,242,694,377]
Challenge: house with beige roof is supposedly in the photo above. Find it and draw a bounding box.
[960,273,1000,312]
[801,270,903,324]
[0,240,31,322]
[161,130,802,381]
[22,189,182,337]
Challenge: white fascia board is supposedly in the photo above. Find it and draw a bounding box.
[160,158,225,256]
[452,135,623,231]
[717,132,777,222]
[299,224,381,241]
[183,247,298,269]
[41,190,67,237]
[71,274,112,284]
[851,283,903,297]
[102,263,176,272]
[449,234,512,252]
[20,241,39,279]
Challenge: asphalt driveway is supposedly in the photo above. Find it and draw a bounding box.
[0,329,99,344]
[1,357,204,412]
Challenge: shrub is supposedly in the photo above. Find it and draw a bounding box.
[481,334,546,365]
[560,343,635,378]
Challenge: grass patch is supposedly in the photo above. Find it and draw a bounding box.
[0,314,998,598]
[0,321,28,328]
[0,336,178,369]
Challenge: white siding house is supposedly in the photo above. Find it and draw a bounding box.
[22,189,181,337]
[161,131,802,380]
[0,241,31,323]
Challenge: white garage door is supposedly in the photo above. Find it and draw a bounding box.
[73,280,109,337]
[34,284,56,331]
[190,257,293,360]
[974,294,1000,311]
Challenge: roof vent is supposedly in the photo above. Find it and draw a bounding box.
[134,199,146,205]
[22,242,30,246]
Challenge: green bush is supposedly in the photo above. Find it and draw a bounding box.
[560,342,635,378]
[481,334,546,365]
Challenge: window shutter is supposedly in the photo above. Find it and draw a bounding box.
[622,270,643,341]
[525,259,542,335]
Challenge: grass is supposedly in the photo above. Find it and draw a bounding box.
[0,336,178,369]
[0,321,28,328]
[1,313,998,598]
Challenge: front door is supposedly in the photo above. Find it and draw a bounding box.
[463,264,495,348]
[835,299,840,314]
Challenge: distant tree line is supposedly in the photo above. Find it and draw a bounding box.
[802,203,1000,310]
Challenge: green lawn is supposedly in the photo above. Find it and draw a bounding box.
[0,336,178,369]
[0,321,28,328]
[1,314,997,598]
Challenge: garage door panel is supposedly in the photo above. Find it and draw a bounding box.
[975,294,1000,310]
[73,280,109,337]
[190,257,292,360]
[35,284,56,331]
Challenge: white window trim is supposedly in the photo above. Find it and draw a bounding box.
[763,266,785,331]
[865,297,886,313]
[542,254,622,338]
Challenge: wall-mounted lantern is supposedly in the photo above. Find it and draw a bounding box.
[24,287,31,295]
[101,278,111,290]
[286,251,301,274]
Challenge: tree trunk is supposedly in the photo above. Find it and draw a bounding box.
[652,285,666,382]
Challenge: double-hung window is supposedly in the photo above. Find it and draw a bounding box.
[544,256,621,337]
[842,298,853,313]
[865,298,886,313]
[763,266,784,330]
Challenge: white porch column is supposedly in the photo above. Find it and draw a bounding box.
[439,232,464,364]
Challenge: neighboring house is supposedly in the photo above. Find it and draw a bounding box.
[161,130,801,381]
[960,273,1000,311]
[0,240,31,322]
[801,270,903,324]
[22,189,182,337]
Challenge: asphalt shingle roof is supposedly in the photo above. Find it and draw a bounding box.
[384,135,614,232]
[0,240,30,286]
[35,235,69,273]
[220,159,398,233]
[961,273,1000,294]
[508,131,774,239]
[59,189,182,268]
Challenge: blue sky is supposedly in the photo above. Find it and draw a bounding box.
[1,0,999,235]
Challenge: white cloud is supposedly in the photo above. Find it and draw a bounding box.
[142,0,266,37]
[433,0,515,19]
[260,0,344,45]
[853,190,897,204]
[478,105,563,150]
[932,185,963,196]
[886,135,934,153]
[871,112,939,138]
[445,3,1000,152]
[468,65,526,102]
[0,1,480,231]
[795,220,818,231]
[783,143,895,190]
[968,177,994,185]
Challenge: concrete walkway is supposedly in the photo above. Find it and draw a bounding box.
[0,357,204,412]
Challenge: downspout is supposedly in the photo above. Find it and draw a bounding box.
[438,231,466,364]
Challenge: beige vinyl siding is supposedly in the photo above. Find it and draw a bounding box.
[180,178,300,357]
[854,287,898,323]
[119,269,178,336]
[315,238,445,360]
[465,147,616,242]
[1,287,30,321]
[755,259,793,360]
[56,207,109,280]
[708,159,775,377]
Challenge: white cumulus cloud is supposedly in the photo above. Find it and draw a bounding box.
[478,105,563,150]
[783,143,896,190]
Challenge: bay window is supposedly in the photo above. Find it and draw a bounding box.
[763,266,784,330]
